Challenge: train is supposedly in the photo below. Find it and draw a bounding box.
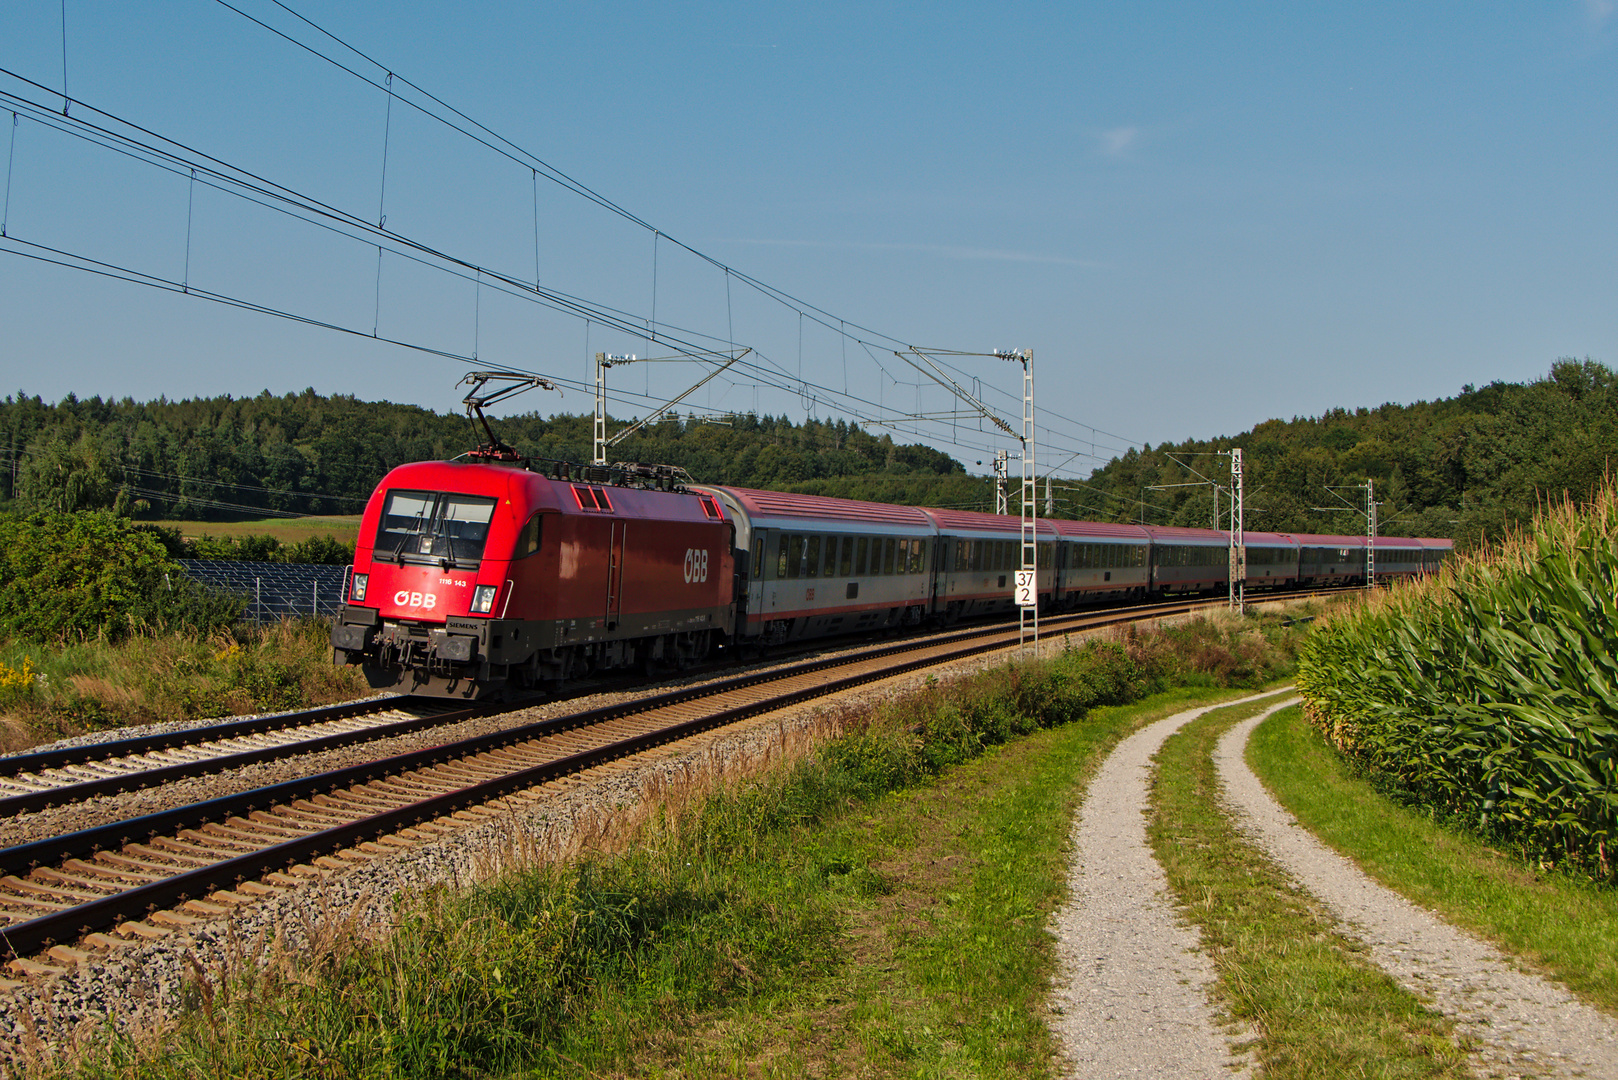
[329,455,1453,699]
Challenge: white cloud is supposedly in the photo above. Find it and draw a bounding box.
[1097,126,1140,158]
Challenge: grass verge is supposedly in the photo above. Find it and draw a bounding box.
[1249,704,1618,1016]
[1149,696,1473,1078]
[33,615,1302,1079]
[0,619,368,752]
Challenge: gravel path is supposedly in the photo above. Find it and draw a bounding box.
[1217,707,1618,1080]
[1047,691,1292,1079]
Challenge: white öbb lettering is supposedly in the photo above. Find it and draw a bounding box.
[682,548,710,584]
[393,590,438,610]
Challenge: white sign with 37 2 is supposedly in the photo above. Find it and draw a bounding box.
[1013,570,1036,607]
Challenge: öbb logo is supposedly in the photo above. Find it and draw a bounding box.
[683,549,709,584]
[393,590,438,610]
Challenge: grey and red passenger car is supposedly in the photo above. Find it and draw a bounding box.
[331,457,1453,698]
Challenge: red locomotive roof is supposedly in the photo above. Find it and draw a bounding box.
[715,487,935,528]
[1372,535,1426,549]
[921,507,1059,536]
[1419,537,1456,549]
[370,460,717,523]
[1292,533,1369,547]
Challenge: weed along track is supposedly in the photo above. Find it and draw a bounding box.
[0,597,1224,982]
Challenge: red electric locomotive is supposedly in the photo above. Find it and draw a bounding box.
[331,457,734,698]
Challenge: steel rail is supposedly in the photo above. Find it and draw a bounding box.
[0,597,1212,961]
[0,697,411,779]
[0,583,1344,816]
[0,703,492,816]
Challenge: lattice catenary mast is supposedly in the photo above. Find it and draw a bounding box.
[1228,448,1245,614]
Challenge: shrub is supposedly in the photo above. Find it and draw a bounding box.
[0,512,244,642]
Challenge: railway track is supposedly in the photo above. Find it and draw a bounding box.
[0,697,486,816]
[0,592,1287,977]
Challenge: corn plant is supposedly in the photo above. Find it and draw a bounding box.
[1298,486,1618,880]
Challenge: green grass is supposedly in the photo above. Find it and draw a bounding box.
[1250,704,1618,1017]
[597,685,1263,1079]
[1149,695,1473,1078]
[0,619,367,752]
[38,614,1301,1080]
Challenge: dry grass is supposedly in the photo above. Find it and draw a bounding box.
[166,515,363,545]
[0,619,368,750]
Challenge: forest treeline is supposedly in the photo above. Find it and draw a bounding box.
[0,391,971,521]
[2,358,1614,547]
[1077,358,1618,545]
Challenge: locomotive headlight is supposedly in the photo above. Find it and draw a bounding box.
[470,584,498,614]
[350,573,368,602]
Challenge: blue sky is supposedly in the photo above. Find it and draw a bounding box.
[1,2,1615,479]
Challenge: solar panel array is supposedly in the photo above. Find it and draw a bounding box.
[177,560,352,622]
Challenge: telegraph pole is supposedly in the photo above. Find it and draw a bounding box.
[594,349,745,466]
[993,449,1009,515]
[995,348,1038,656]
[1228,448,1245,614]
[594,352,634,465]
[1365,478,1377,590]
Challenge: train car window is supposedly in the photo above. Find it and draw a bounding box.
[823,536,839,577]
[838,537,854,577]
[515,513,543,558]
[776,535,790,579]
[883,537,897,575]
[855,536,869,576]
[786,535,804,579]
[753,535,766,579]
[917,539,928,573]
[805,535,821,578]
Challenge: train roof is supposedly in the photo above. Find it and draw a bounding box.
[1140,525,1233,545]
[707,486,935,530]
[1048,519,1153,541]
[1372,535,1428,548]
[1292,533,1370,547]
[921,508,1059,537]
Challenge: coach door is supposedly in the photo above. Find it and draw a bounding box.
[605,521,626,630]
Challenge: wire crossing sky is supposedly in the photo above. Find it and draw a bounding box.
[1,1,1615,480]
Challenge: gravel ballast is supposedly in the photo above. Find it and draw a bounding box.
[1046,692,1288,1079]
[0,635,1060,1070]
[1216,707,1618,1080]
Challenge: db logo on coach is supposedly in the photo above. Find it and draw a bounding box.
[683,549,710,584]
[393,590,438,610]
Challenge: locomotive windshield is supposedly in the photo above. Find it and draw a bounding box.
[375,489,499,567]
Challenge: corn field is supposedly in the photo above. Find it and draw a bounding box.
[1297,485,1618,881]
